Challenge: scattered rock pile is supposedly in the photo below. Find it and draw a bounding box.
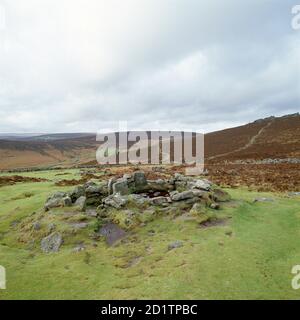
[41,171,231,252]
[45,171,230,213]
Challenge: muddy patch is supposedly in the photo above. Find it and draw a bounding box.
[99,223,127,246]
[55,172,71,176]
[199,217,229,228]
[0,175,48,187]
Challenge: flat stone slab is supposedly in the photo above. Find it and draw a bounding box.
[99,223,127,246]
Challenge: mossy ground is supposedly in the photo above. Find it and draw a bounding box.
[0,169,300,299]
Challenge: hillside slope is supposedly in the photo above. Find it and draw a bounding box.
[0,113,299,170]
[205,113,300,162]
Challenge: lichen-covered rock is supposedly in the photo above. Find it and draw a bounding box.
[103,194,128,209]
[112,178,129,195]
[99,223,127,246]
[62,196,72,207]
[191,189,207,198]
[147,179,174,192]
[69,186,85,202]
[174,173,190,182]
[85,182,107,206]
[253,197,274,203]
[150,196,169,206]
[168,240,183,251]
[189,203,205,216]
[74,196,87,211]
[128,194,150,207]
[84,180,97,189]
[44,192,72,211]
[108,178,116,195]
[190,179,212,191]
[41,232,63,253]
[69,222,89,230]
[171,190,194,201]
[133,171,148,191]
[51,191,67,199]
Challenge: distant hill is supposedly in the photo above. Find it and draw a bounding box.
[205,113,300,162]
[0,113,299,170]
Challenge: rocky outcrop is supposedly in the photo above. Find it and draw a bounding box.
[43,172,231,231]
[102,194,129,209]
[85,182,107,206]
[38,171,232,253]
[41,232,63,253]
[171,190,194,201]
[112,178,129,195]
[74,196,87,211]
[44,192,72,211]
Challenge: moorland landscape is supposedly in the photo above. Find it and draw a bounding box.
[0,113,299,299]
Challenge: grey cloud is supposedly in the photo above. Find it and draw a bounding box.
[0,0,299,133]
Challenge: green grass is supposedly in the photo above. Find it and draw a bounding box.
[0,170,300,299]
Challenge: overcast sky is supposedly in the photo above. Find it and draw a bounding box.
[0,0,299,133]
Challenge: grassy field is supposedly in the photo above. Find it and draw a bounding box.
[0,169,300,299]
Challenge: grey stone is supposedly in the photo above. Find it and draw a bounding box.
[99,223,127,246]
[50,191,67,199]
[253,197,274,203]
[191,179,212,191]
[108,178,116,195]
[74,196,87,211]
[85,182,107,206]
[191,189,207,197]
[62,196,72,207]
[189,203,205,215]
[175,181,188,191]
[69,222,89,230]
[123,173,133,180]
[133,171,148,191]
[288,192,300,197]
[128,194,150,206]
[41,232,63,253]
[85,185,104,194]
[69,186,85,202]
[86,208,98,217]
[171,190,194,201]
[46,198,61,210]
[168,240,183,251]
[84,180,97,189]
[33,222,41,231]
[103,194,128,209]
[44,191,67,210]
[147,179,174,192]
[150,196,168,206]
[174,173,190,182]
[112,178,129,195]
